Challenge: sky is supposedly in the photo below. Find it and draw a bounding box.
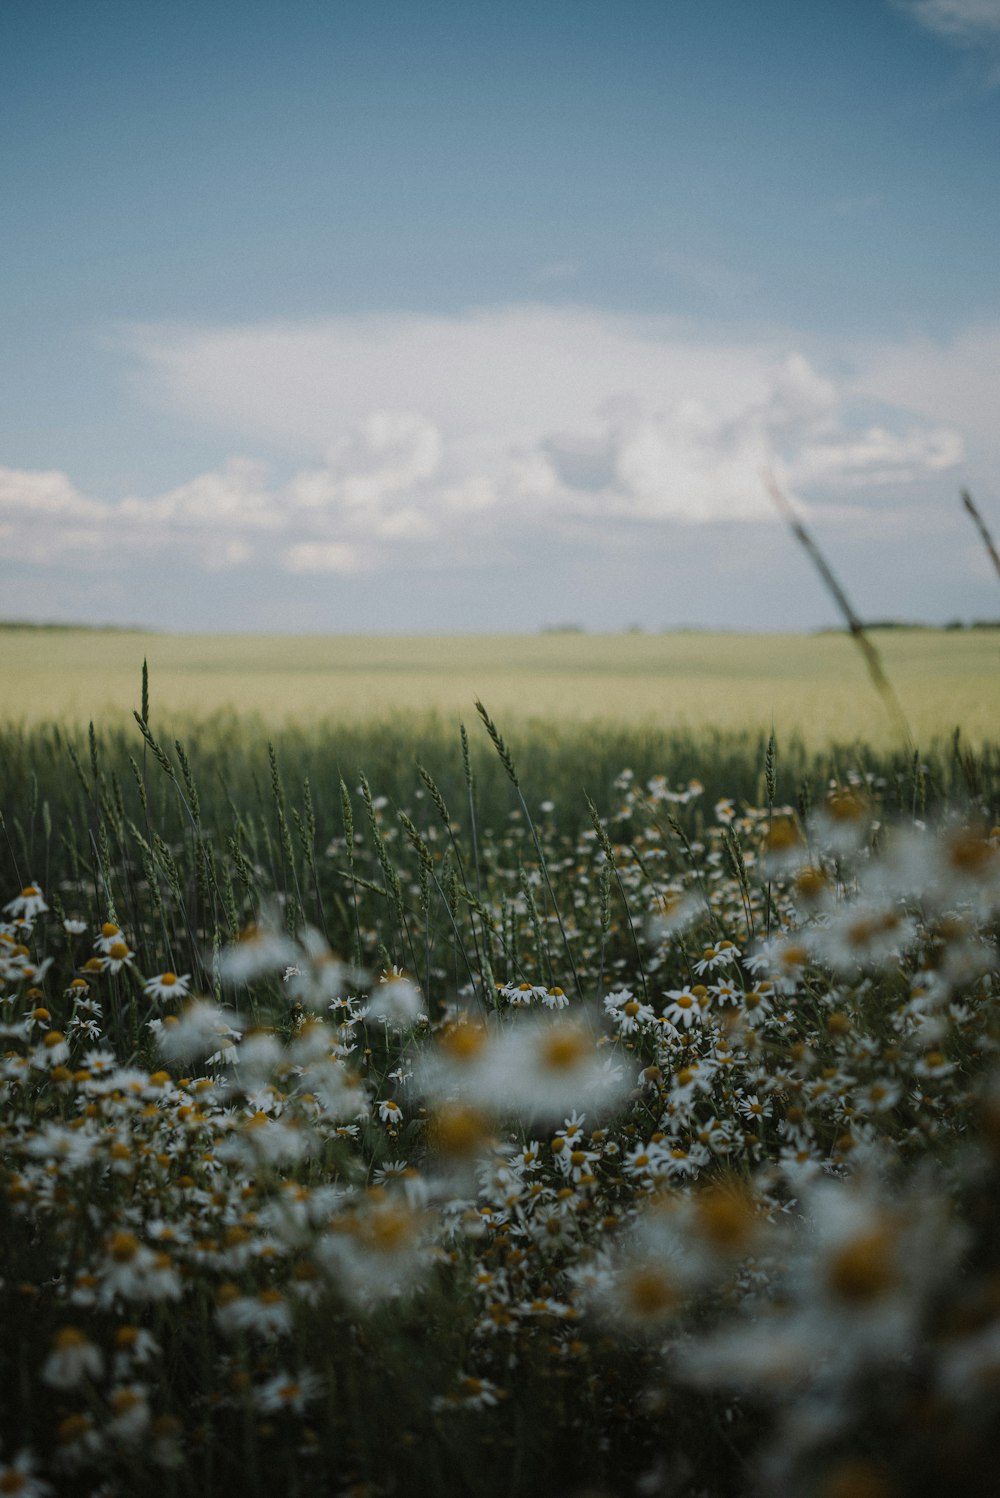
[2,0,1000,634]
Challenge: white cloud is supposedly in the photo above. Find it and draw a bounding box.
[851,321,1000,457]
[122,306,788,454]
[0,467,109,523]
[901,0,1000,40]
[0,459,284,570]
[794,425,964,488]
[117,458,279,530]
[0,468,111,563]
[897,0,1000,80]
[123,304,964,503]
[289,411,443,515]
[282,541,363,575]
[1,306,974,580]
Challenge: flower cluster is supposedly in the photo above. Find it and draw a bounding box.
[1,761,999,1496]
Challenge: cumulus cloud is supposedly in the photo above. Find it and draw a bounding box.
[0,458,283,572]
[1,307,970,578]
[116,458,278,530]
[0,468,111,563]
[122,306,801,453]
[851,321,1000,458]
[0,468,108,524]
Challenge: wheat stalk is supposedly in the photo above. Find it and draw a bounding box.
[763,469,912,747]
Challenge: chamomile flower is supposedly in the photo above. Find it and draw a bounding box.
[256,1369,324,1413]
[4,885,49,921]
[455,1373,501,1408]
[94,921,125,954]
[105,1383,151,1442]
[143,971,191,1005]
[102,939,135,975]
[501,981,547,1007]
[693,941,741,975]
[366,969,424,1028]
[315,1192,429,1303]
[646,889,699,940]
[661,989,704,1030]
[603,987,655,1034]
[155,1000,241,1064]
[216,1287,293,1339]
[0,1451,52,1498]
[220,920,299,984]
[486,1017,629,1122]
[41,1326,105,1389]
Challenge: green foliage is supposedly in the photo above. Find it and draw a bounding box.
[1,704,999,1498]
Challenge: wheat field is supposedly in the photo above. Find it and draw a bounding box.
[3,625,997,747]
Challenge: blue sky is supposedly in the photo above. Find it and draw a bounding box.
[2,0,1000,631]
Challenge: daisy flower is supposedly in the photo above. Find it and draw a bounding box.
[603,987,656,1034]
[106,1383,151,1443]
[661,989,703,1030]
[102,939,135,975]
[216,1288,292,1339]
[155,1000,241,1064]
[4,885,49,921]
[219,921,298,984]
[94,921,126,954]
[143,971,191,1005]
[693,941,741,976]
[256,1369,325,1414]
[41,1326,105,1389]
[366,969,424,1028]
[0,1451,53,1498]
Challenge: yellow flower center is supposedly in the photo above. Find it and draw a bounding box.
[429,1103,488,1158]
[57,1413,92,1444]
[538,1027,589,1071]
[108,1231,139,1262]
[694,1186,755,1252]
[53,1326,88,1350]
[826,1226,895,1303]
[623,1265,678,1318]
[440,1024,487,1063]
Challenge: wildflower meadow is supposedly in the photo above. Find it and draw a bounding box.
[1,665,999,1497]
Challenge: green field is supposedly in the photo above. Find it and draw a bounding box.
[3,625,998,747]
[2,622,1000,1497]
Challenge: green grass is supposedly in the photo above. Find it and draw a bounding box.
[1,605,998,1498]
[1,683,999,1497]
[3,626,998,747]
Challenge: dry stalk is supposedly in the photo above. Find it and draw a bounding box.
[961,489,1000,585]
[763,469,912,747]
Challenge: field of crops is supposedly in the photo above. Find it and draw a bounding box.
[3,625,999,746]
[1,641,999,1497]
